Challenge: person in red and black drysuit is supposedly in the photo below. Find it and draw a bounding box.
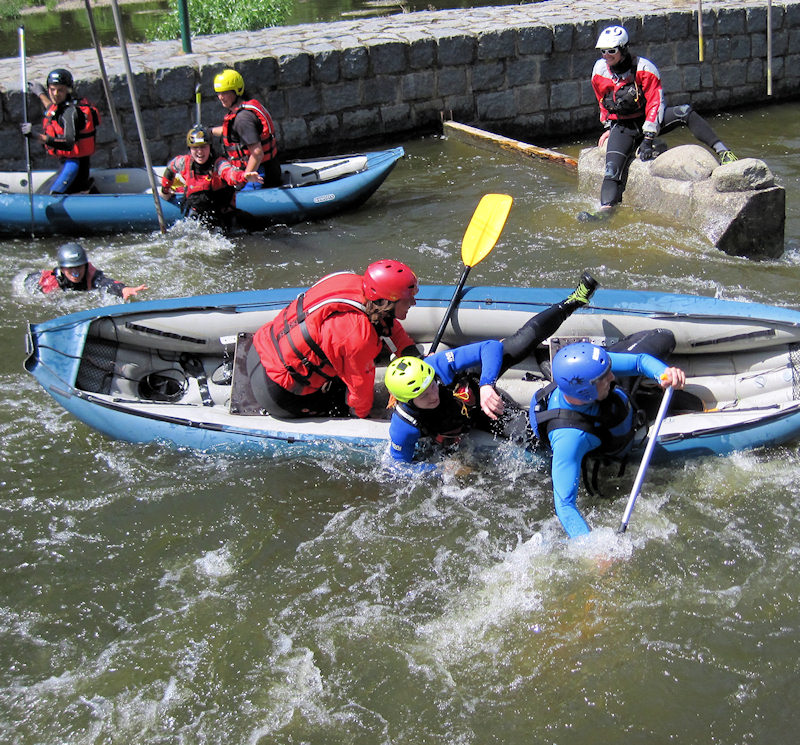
[246,261,421,419]
[161,125,263,230]
[210,68,280,190]
[21,68,101,194]
[579,26,738,221]
[25,242,147,301]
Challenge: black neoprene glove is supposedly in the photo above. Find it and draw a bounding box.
[639,134,657,162]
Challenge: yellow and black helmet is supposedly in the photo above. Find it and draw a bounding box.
[186,125,212,147]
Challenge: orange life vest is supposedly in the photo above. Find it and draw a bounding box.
[43,98,100,159]
[221,99,278,169]
[253,273,373,395]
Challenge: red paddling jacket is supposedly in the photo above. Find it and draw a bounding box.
[253,272,415,418]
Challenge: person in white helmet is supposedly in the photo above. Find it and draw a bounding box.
[578,25,738,222]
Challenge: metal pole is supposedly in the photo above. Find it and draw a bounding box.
[109,0,167,233]
[767,0,773,96]
[84,0,128,165]
[178,0,192,54]
[18,26,35,237]
[618,386,674,534]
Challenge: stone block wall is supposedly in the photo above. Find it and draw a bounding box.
[0,0,797,170]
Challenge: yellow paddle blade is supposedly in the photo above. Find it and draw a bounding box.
[461,193,513,267]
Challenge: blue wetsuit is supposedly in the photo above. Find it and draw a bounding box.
[388,340,504,468]
[531,351,668,538]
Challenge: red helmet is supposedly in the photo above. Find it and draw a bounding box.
[362,260,418,302]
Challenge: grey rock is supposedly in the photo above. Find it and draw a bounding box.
[649,144,719,182]
[712,157,775,192]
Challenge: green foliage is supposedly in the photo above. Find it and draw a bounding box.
[1,1,53,20]
[149,0,290,40]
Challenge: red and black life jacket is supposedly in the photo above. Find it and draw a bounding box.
[253,273,373,395]
[37,263,98,294]
[221,99,278,169]
[43,98,100,159]
[168,154,235,198]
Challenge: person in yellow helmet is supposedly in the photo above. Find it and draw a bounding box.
[210,69,280,190]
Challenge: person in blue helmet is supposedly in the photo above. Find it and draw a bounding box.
[384,273,599,469]
[530,332,685,538]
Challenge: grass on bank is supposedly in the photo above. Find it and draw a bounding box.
[3,0,290,36]
[1,0,56,19]
[149,0,290,39]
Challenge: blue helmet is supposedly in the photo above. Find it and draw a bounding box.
[552,342,611,401]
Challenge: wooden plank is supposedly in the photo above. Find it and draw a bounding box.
[443,120,578,171]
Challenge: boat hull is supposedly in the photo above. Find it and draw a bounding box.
[0,149,403,236]
[24,286,800,459]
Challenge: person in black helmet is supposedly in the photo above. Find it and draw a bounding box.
[161,125,263,230]
[25,242,147,300]
[578,25,738,222]
[21,68,101,195]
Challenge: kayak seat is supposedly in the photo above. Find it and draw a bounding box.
[229,332,265,415]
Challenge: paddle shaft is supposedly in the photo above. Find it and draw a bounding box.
[18,26,35,236]
[428,265,471,355]
[109,0,167,233]
[84,0,129,165]
[195,84,202,125]
[618,385,674,533]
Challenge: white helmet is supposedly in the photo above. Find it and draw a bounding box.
[596,26,629,50]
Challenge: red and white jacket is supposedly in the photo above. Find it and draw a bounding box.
[590,55,664,135]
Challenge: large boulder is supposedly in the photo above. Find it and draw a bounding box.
[578,144,785,259]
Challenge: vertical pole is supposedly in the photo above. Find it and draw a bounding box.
[178,0,192,54]
[18,26,35,237]
[767,0,773,96]
[83,0,129,165]
[109,0,167,233]
[697,0,704,62]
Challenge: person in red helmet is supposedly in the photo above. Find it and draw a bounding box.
[246,261,420,419]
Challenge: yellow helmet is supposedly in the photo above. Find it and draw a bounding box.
[213,69,244,96]
[385,357,435,403]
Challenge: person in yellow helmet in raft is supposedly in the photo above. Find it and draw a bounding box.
[210,69,281,190]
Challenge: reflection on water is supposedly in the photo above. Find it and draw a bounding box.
[2,103,800,743]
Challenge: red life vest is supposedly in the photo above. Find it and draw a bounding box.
[163,154,241,198]
[43,98,100,159]
[221,99,278,169]
[253,273,374,395]
[38,263,98,293]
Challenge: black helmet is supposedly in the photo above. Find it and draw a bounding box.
[186,125,212,147]
[57,242,88,268]
[47,68,74,89]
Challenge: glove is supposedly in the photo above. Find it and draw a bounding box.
[639,134,656,161]
[27,81,45,97]
[20,122,33,137]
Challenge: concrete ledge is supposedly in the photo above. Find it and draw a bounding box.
[0,0,798,169]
